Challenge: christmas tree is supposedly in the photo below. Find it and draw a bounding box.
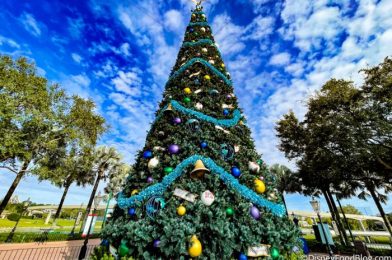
[102,2,300,259]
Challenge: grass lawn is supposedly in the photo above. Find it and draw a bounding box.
[0,218,103,232]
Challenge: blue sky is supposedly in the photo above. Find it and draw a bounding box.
[0,0,391,215]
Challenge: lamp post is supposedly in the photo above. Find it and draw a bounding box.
[78,192,103,260]
[6,197,31,243]
[310,197,334,258]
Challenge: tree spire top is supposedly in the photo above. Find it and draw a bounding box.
[192,0,206,9]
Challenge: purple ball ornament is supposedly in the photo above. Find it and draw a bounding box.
[147,176,154,183]
[250,205,261,220]
[173,117,182,125]
[168,144,180,154]
[153,239,161,248]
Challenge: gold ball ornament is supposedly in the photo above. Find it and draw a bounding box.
[177,205,186,216]
[188,235,202,257]
[202,48,208,53]
[204,75,211,80]
[131,189,139,195]
[184,87,192,94]
[254,179,266,194]
[200,27,206,33]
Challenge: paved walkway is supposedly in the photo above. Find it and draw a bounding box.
[0,239,100,260]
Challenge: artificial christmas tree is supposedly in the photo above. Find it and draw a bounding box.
[102,2,300,259]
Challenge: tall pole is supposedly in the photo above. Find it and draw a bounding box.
[78,207,96,260]
[317,213,334,259]
[102,192,112,229]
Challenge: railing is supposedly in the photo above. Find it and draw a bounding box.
[0,244,97,260]
[0,231,100,244]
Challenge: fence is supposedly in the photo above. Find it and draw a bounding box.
[0,231,100,244]
[0,244,98,260]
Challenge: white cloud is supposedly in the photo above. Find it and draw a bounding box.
[244,16,275,40]
[67,17,85,39]
[111,70,142,96]
[212,14,246,56]
[269,52,291,66]
[94,59,119,78]
[71,53,83,63]
[164,10,184,32]
[0,35,20,49]
[19,13,41,37]
[255,0,392,169]
[120,42,131,56]
[62,74,91,99]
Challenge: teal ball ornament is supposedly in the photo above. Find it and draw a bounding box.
[231,167,241,178]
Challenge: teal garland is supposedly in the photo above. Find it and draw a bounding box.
[168,58,232,86]
[182,38,214,47]
[156,100,241,128]
[117,155,286,217]
[189,22,209,27]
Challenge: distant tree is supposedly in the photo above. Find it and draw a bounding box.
[275,57,392,238]
[0,55,106,217]
[338,204,365,230]
[36,97,106,223]
[0,55,67,215]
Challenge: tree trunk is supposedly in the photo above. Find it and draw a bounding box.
[336,196,355,244]
[53,179,72,223]
[367,183,392,239]
[0,161,30,215]
[322,189,346,245]
[81,168,103,231]
[326,189,349,245]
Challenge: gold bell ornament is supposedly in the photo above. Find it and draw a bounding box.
[164,103,174,113]
[188,235,202,257]
[190,159,210,179]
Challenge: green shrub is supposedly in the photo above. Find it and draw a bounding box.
[7,213,20,221]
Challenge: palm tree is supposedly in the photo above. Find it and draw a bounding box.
[82,146,123,226]
[269,164,301,213]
